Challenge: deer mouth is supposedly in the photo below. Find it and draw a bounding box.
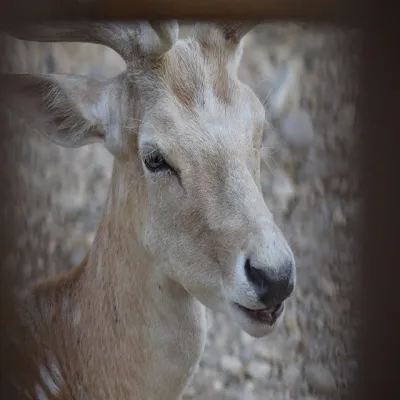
[234,302,284,325]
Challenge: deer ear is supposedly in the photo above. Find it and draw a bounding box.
[0,73,121,150]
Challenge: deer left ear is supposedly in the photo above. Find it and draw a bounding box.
[0,73,122,152]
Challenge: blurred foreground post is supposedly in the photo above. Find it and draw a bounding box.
[0,0,398,399]
[354,8,400,400]
[1,0,362,26]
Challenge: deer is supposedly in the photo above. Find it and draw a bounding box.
[0,20,296,399]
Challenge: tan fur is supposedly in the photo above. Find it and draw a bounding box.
[1,21,296,399]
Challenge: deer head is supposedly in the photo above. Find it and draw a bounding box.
[2,20,295,338]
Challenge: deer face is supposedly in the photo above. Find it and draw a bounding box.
[130,37,295,338]
[3,21,295,338]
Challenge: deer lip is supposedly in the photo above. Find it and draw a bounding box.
[234,302,284,324]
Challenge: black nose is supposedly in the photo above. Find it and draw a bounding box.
[244,259,295,307]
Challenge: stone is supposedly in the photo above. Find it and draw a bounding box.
[316,318,325,330]
[213,380,224,391]
[246,360,272,380]
[85,232,95,246]
[240,331,256,346]
[183,385,196,397]
[239,345,254,365]
[314,179,325,196]
[284,310,301,336]
[279,108,315,149]
[267,61,302,120]
[282,364,302,387]
[220,355,243,376]
[340,103,356,127]
[253,340,285,363]
[333,206,347,226]
[304,362,337,394]
[271,170,296,213]
[69,247,86,267]
[318,277,337,298]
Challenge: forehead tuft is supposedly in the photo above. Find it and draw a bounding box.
[159,39,242,110]
[140,38,265,159]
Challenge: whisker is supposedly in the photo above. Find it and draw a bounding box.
[262,143,281,156]
[261,85,276,108]
[268,153,281,171]
[260,155,276,178]
[254,75,274,90]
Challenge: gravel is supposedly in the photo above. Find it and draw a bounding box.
[246,360,272,380]
[279,108,315,149]
[304,363,337,394]
[220,355,243,376]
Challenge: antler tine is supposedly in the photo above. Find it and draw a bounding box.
[149,20,179,57]
[5,22,126,59]
[217,22,259,44]
[5,20,179,65]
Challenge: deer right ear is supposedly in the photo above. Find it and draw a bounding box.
[0,73,121,151]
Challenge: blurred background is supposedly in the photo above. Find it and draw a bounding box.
[0,22,361,400]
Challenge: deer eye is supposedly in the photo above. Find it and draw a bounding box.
[143,151,170,173]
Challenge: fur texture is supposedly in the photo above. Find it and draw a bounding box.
[1,21,296,399]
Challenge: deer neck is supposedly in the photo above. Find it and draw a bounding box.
[23,161,207,399]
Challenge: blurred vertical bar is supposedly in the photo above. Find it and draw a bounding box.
[0,0,397,399]
[353,2,400,399]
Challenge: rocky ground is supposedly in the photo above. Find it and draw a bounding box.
[1,22,362,400]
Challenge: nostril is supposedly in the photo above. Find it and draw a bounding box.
[244,259,295,307]
[244,259,269,292]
